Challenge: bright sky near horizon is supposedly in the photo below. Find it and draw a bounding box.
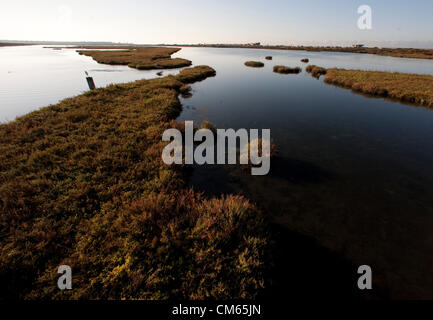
[1,0,433,47]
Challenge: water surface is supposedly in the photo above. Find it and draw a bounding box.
[174,47,433,299]
[0,45,183,122]
[2,45,433,298]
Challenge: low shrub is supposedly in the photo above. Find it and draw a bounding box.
[273,65,301,74]
[78,47,192,71]
[199,120,217,135]
[245,61,264,68]
[306,65,327,78]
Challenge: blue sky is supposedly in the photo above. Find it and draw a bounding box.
[1,0,433,47]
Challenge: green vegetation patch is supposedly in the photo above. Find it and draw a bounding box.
[273,65,301,74]
[324,68,433,108]
[0,66,268,299]
[245,61,265,68]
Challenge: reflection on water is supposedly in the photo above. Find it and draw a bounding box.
[0,45,184,122]
[174,47,433,298]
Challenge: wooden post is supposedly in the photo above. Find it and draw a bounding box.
[85,71,96,90]
[86,77,96,90]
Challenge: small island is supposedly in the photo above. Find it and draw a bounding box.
[77,46,192,70]
[324,68,433,108]
[273,65,301,74]
[245,61,265,68]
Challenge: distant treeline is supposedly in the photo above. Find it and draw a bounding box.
[0,43,33,47]
[170,44,433,60]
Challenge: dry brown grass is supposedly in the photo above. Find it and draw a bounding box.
[78,47,191,70]
[324,68,433,108]
[245,61,264,68]
[199,120,217,135]
[175,65,216,83]
[273,65,301,74]
[306,65,327,78]
[0,66,269,300]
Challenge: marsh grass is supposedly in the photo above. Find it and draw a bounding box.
[301,58,309,63]
[265,56,273,60]
[199,120,217,135]
[176,65,216,83]
[245,61,265,68]
[306,65,327,78]
[78,47,192,70]
[0,66,269,300]
[324,68,433,108]
[273,65,301,74]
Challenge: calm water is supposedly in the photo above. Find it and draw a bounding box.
[173,47,433,299]
[0,45,184,122]
[2,45,433,298]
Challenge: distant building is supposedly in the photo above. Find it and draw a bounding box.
[352,44,365,48]
[246,42,261,46]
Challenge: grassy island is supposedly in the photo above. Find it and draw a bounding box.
[265,56,273,60]
[301,58,309,63]
[78,47,192,70]
[245,61,265,68]
[324,68,433,108]
[306,65,327,78]
[273,65,301,74]
[0,66,268,300]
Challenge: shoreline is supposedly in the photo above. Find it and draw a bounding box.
[76,46,192,70]
[170,44,433,60]
[316,67,433,108]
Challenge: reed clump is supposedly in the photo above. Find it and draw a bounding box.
[176,65,216,83]
[301,58,309,63]
[265,56,273,60]
[239,139,278,171]
[273,65,301,74]
[0,66,269,300]
[324,68,433,108]
[306,65,327,78]
[245,61,265,68]
[199,120,217,135]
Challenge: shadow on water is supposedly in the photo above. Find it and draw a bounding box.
[186,160,389,300]
[187,154,334,198]
[269,156,333,184]
[176,47,433,298]
[262,223,388,300]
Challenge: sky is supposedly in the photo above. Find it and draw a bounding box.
[1,0,433,47]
